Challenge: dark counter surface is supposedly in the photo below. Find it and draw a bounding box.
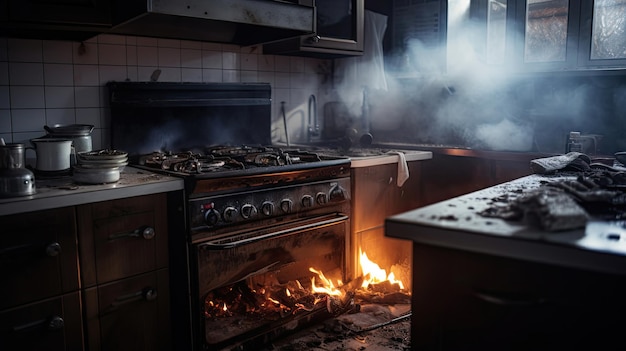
[385,174,626,276]
[0,167,184,216]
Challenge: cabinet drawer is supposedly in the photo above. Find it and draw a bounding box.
[0,207,79,310]
[412,244,626,350]
[83,269,171,351]
[0,292,83,351]
[78,194,168,286]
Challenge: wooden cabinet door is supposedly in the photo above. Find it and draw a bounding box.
[7,0,111,25]
[78,194,169,287]
[352,161,422,232]
[0,207,79,310]
[83,269,171,351]
[0,292,83,351]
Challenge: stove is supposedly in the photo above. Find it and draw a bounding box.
[108,82,355,350]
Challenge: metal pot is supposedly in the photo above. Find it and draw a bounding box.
[0,143,36,197]
[0,168,36,197]
[44,124,94,153]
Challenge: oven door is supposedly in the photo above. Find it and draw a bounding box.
[193,212,349,348]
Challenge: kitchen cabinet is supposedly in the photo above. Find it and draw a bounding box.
[419,152,534,206]
[0,207,83,351]
[0,0,111,40]
[411,243,626,350]
[0,189,176,351]
[387,173,626,350]
[263,0,364,58]
[77,193,171,351]
[350,160,422,280]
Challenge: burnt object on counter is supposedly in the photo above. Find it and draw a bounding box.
[481,159,626,230]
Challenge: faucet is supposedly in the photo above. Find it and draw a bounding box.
[360,87,373,146]
[307,94,319,142]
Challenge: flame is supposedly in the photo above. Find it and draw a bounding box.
[359,249,405,290]
[309,267,343,296]
[286,288,291,297]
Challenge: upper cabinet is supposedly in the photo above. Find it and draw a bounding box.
[0,0,315,46]
[0,0,111,40]
[263,0,365,58]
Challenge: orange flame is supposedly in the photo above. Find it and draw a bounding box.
[309,267,343,296]
[359,249,405,290]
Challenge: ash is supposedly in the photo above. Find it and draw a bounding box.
[262,302,411,351]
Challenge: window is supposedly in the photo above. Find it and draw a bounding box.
[455,0,626,71]
[590,0,626,60]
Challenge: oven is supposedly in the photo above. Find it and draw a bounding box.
[108,82,354,350]
[190,175,351,349]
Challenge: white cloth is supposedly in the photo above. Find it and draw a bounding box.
[388,151,409,187]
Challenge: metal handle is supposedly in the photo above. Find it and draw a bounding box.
[0,242,61,258]
[12,315,64,333]
[102,287,158,316]
[108,226,155,241]
[472,291,547,306]
[200,213,348,250]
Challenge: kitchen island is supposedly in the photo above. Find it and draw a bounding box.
[385,174,626,350]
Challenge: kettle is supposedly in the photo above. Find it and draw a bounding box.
[0,142,36,197]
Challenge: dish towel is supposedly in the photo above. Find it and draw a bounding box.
[388,151,409,187]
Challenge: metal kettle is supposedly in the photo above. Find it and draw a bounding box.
[0,142,36,197]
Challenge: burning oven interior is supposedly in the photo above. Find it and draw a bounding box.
[108,82,412,350]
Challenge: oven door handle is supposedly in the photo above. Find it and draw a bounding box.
[200,213,349,249]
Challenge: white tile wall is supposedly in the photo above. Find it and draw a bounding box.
[0,34,331,146]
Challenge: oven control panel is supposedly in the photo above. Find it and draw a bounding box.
[188,177,350,231]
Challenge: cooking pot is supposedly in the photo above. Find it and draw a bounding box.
[28,138,73,172]
[0,143,36,197]
[44,124,94,153]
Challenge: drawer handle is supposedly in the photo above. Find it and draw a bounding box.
[108,226,155,241]
[46,242,61,257]
[12,315,64,333]
[472,291,548,306]
[1,242,61,259]
[102,287,158,316]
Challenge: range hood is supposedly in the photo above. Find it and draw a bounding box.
[110,0,314,46]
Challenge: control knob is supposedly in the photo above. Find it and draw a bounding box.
[329,184,347,202]
[204,209,220,226]
[222,206,238,222]
[301,195,314,208]
[280,199,293,213]
[261,201,274,216]
[240,204,258,219]
[316,192,328,205]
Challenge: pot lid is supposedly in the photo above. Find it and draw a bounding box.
[44,124,94,135]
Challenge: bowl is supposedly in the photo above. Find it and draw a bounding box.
[78,149,128,161]
[73,165,120,184]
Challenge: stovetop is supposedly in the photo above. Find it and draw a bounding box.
[133,145,350,177]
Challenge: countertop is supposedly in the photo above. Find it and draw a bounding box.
[0,167,185,216]
[385,174,626,276]
[343,149,433,168]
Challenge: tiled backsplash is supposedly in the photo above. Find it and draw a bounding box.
[0,34,331,150]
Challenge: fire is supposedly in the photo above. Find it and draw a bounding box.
[359,249,405,290]
[309,267,343,296]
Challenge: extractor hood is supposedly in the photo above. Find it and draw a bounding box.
[109,0,314,46]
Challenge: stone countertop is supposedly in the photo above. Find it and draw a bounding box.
[0,167,185,216]
[385,174,626,276]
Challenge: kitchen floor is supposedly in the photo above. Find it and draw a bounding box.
[261,303,411,351]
